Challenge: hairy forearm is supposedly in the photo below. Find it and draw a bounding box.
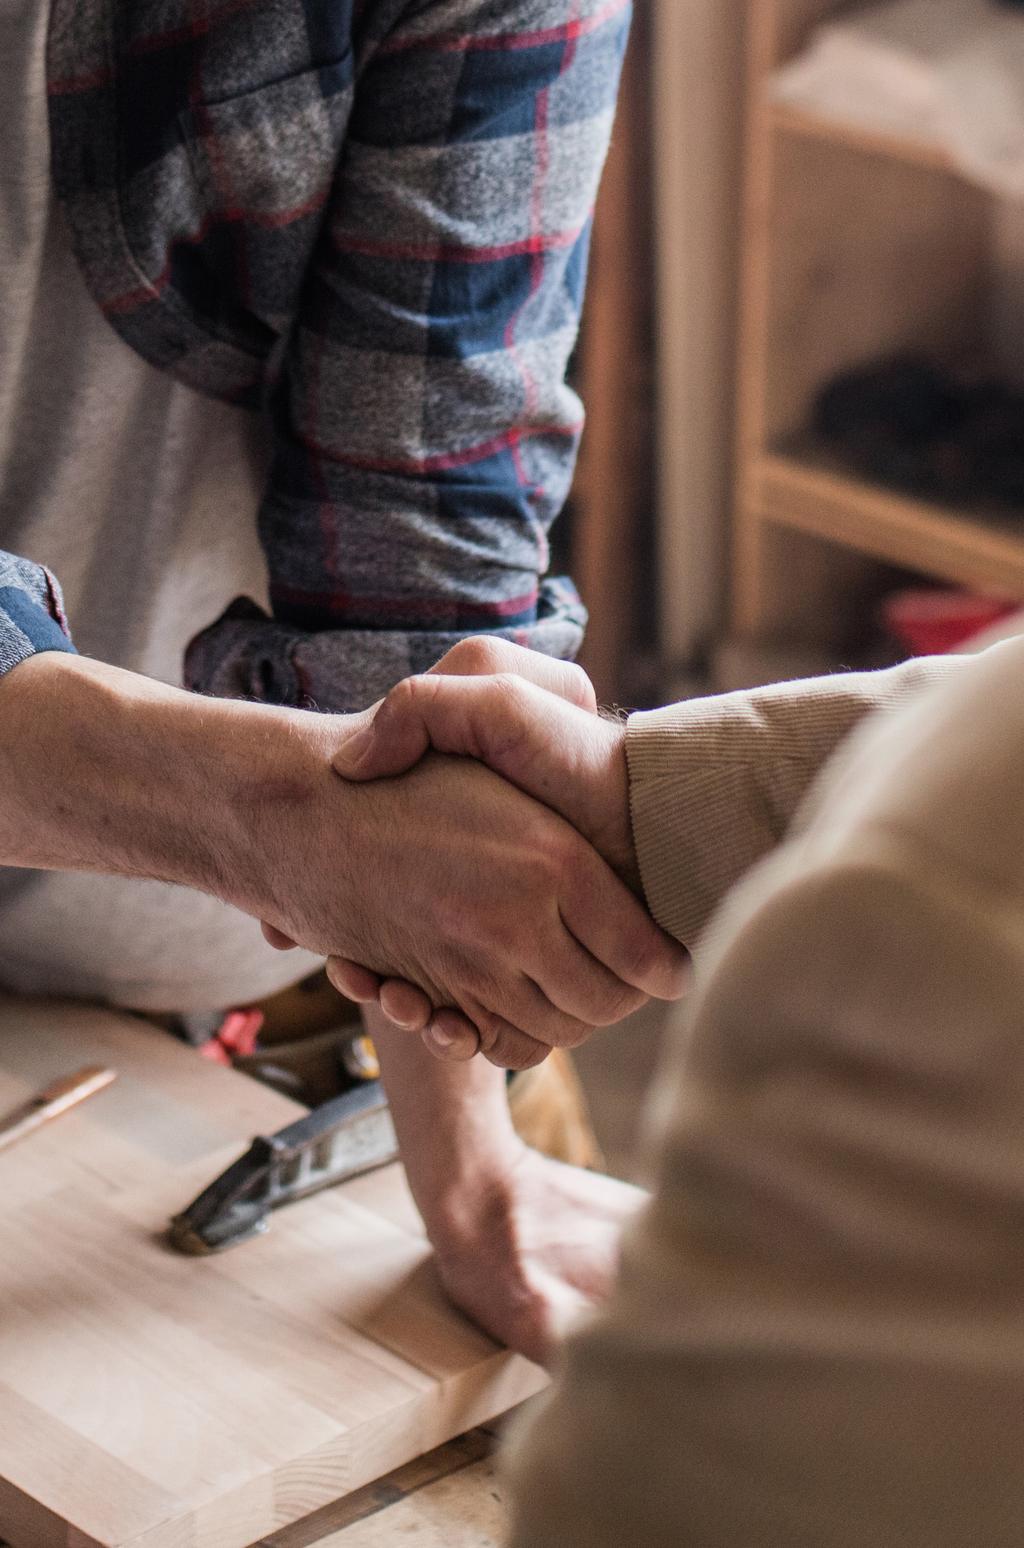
[0,652,334,912]
[363,1003,523,1239]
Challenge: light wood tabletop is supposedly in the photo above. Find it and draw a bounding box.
[0,998,544,1548]
[257,1426,514,1547]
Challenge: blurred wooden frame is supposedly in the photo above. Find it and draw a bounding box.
[574,8,655,705]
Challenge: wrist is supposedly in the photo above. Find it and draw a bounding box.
[0,653,346,915]
[364,1005,526,1242]
[593,716,641,892]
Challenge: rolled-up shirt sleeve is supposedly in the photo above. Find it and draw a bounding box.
[0,551,76,678]
[185,0,630,711]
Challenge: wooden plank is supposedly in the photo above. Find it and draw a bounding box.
[258,1432,495,1547]
[315,1456,506,1547]
[0,999,546,1548]
[761,450,1024,598]
[574,12,654,704]
[280,1453,507,1548]
[651,0,744,666]
[762,130,989,447]
[771,101,955,176]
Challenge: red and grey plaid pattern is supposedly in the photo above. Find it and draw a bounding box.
[9,0,632,710]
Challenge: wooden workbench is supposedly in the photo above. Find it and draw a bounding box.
[3,1428,515,1548]
[259,1426,512,1547]
[0,998,545,1548]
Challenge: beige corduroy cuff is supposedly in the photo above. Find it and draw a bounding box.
[623,655,966,950]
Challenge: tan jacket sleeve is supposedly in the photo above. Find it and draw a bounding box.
[625,653,966,947]
[506,636,1024,1548]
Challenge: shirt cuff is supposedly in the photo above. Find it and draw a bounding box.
[184,579,587,711]
[0,558,76,678]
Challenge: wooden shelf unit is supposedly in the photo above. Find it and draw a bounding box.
[769,99,954,176]
[761,449,1024,596]
[733,0,1024,659]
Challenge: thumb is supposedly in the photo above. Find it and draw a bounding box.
[333,674,615,846]
[332,674,638,892]
[333,641,598,782]
[332,676,440,780]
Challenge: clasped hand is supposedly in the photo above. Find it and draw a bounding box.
[263,641,687,1067]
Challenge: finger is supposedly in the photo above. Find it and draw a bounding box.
[421,1009,482,1062]
[475,1020,552,1071]
[456,993,558,1070]
[425,636,597,712]
[325,957,382,1003]
[379,979,435,1031]
[479,1025,552,1072]
[491,971,607,1051]
[524,935,650,1033]
[560,852,691,1006]
[261,920,299,951]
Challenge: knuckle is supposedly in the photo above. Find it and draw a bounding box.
[528,997,589,1050]
[433,888,485,945]
[444,636,509,676]
[547,831,580,885]
[523,852,562,908]
[453,896,505,953]
[532,1013,590,1050]
[489,671,532,720]
[384,674,427,715]
[472,1006,505,1054]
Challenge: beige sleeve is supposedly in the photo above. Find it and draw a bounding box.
[625,653,966,946]
[506,636,1024,1548]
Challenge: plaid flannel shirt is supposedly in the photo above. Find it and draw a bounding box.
[3,0,629,710]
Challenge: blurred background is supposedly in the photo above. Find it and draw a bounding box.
[570,0,1024,710]
[210,0,1024,1180]
[566,0,1024,1162]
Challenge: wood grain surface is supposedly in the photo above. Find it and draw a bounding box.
[257,1428,509,1547]
[0,998,545,1548]
[311,1454,506,1547]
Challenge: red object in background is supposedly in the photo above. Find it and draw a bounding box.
[199,1008,264,1066]
[882,589,1017,656]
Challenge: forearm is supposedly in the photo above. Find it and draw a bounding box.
[0,652,333,912]
[364,1003,522,1238]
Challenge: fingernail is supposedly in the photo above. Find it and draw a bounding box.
[391,1011,422,1031]
[333,725,372,772]
[426,1021,478,1060]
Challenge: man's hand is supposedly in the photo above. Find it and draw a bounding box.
[0,652,680,1070]
[263,635,600,987]
[260,746,681,1069]
[336,672,638,882]
[324,640,688,1063]
[364,1004,645,1367]
[433,1146,647,1367]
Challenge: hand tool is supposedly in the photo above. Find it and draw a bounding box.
[169,1079,398,1254]
[0,1065,117,1154]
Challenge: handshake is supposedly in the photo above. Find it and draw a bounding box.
[260,639,688,1069]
